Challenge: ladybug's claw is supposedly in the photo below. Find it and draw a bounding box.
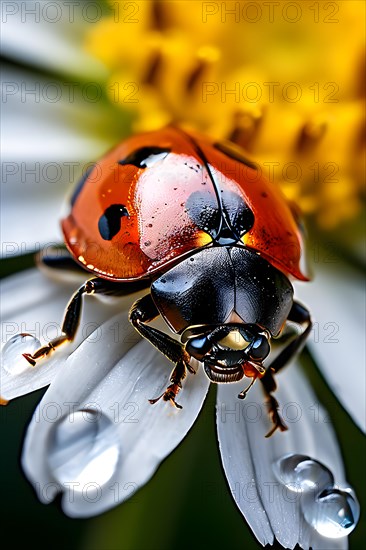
[265,395,288,437]
[22,344,54,366]
[149,359,190,410]
[186,362,196,374]
[149,383,183,409]
[22,353,37,366]
[22,336,69,367]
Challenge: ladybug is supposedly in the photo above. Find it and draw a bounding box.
[24,126,312,436]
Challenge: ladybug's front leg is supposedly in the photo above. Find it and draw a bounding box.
[261,300,312,437]
[149,360,187,409]
[260,370,288,438]
[129,294,193,408]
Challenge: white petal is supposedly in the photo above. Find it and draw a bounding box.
[1,66,119,256]
[217,363,350,549]
[295,259,366,432]
[1,190,65,257]
[1,269,126,401]
[1,0,107,80]
[22,312,210,517]
[1,66,116,163]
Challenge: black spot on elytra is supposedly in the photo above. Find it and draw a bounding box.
[98,204,129,240]
[214,142,257,170]
[118,147,170,169]
[70,165,95,206]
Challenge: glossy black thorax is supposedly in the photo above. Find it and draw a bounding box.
[151,246,294,337]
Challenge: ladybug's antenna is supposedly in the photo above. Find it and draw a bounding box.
[237,376,257,400]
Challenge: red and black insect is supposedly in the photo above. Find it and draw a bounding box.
[25,126,311,436]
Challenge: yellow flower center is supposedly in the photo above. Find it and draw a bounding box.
[85,0,365,229]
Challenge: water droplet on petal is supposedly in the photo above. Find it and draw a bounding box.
[274,454,360,538]
[1,334,41,375]
[47,409,120,491]
[303,488,360,538]
[274,454,334,493]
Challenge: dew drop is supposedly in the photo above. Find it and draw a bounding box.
[1,333,41,375]
[274,454,360,538]
[274,453,334,493]
[47,409,120,491]
[302,488,360,538]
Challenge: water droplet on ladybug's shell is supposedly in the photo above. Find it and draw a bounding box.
[47,409,120,491]
[1,334,41,375]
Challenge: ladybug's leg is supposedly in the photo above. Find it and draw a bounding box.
[23,278,147,365]
[261,301,312,437]
[129,295,193,408]
[260,371,288,438]
[148,360,187,410]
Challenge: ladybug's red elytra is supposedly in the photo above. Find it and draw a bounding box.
[25,126,312,437]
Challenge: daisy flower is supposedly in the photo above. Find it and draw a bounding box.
[1,1,364,549]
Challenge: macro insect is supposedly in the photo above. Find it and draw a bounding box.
[22,126,312,436]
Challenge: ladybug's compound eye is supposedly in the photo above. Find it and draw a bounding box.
[185,335,212,360]
[118,147,170,169]
[247,335,270,361]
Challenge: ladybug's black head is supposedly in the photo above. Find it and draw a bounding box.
[182,324,270,383]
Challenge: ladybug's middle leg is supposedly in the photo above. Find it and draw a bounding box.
[23,279,98,365]
[23,278,148,365]
[261,300,312,437]
[129,294,193,408]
